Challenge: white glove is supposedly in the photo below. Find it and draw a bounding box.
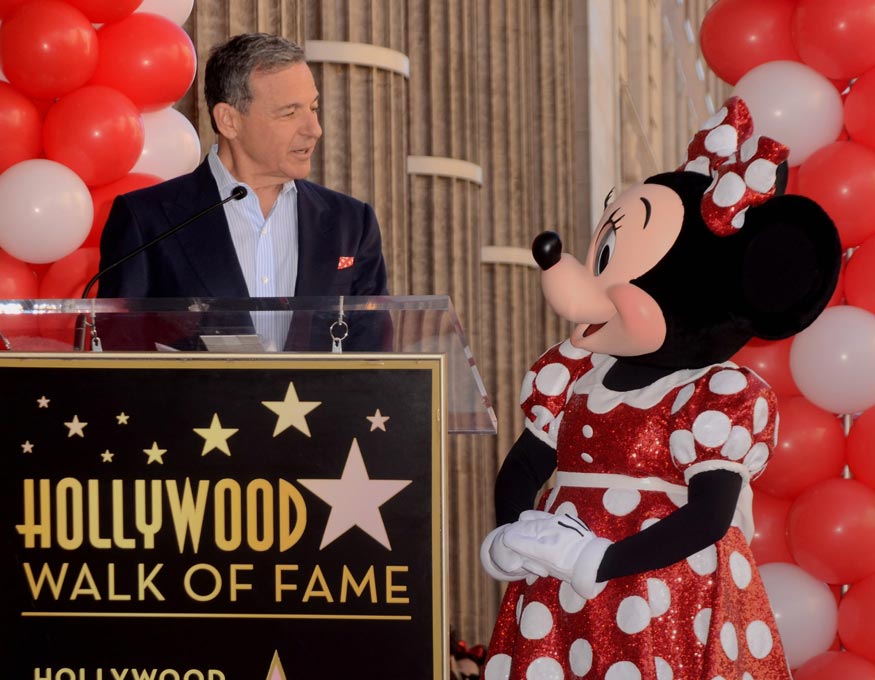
[502,511,612,598]
[479,510,556,581]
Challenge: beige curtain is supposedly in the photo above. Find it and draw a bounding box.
[178,0,583,646]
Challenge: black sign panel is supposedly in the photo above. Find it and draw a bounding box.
[0,354,445,680]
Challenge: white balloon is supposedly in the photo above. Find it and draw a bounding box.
[135,0,194,25]
[131,107,201,181]
[0,160,93,264]
[732,61,844,166]
[790,305,875,414]
[760,562,837,670]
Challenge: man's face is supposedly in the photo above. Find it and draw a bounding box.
[228,62,322,183]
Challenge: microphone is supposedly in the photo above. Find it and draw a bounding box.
[73,185,248,351]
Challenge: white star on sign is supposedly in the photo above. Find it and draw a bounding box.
[116,412,130,425]
[37,396,50,408]
[298,438,411,549]
[262,382,321,438]
[21,441,34,453]
[64,415,87,438]
[100,449,114,463]
[143,442,167,465]
[366,409,390,432]
[193,413,238,456]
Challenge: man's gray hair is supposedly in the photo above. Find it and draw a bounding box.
[205,33,306,133]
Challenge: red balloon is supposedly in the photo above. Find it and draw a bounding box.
[846,235,875,314]
[797,141,875,249]
[0,0,27,19]
[0,82,41,173]
[750,490,794,565]
[788,478,875,584]
[754,396,847,499]
[38,247,100,299]
[0,249,40,337]
[785,165,800,195]
[848,408,875,490]
[43,86,144,187]
[827,257,846,308]
[795,651,875,680]
[732,337,799,396]
[89,14,196,111]
[64,0,142,24]
[839,572,875,663]
[793,0,875,80]
[846,69,875,152]
[0,0,98,100]
[87,172,162,247]
[699,0,799,85]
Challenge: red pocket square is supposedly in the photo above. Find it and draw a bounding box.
[337,256,354,270]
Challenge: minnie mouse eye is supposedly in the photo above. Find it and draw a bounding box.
[593,225,617,276]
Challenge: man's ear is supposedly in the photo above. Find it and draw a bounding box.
[213,102,240,139]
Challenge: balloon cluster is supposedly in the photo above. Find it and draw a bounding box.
[701,1,875,677]
[0,0,199,327]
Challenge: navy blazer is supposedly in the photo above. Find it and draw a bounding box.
[97,159,388,299]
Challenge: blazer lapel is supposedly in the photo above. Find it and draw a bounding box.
[294,181,336,296]
[165,160,249,298]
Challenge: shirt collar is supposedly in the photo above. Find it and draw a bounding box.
[207,144,297,198]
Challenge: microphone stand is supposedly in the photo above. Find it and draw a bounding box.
[73,185,248,351]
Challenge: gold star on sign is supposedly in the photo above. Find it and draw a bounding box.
[143,442,167,465]
[366,408,390,432]
[116,412,130,425]
[100,449,114,463]
[193,413,238,456]
[64,415,87,438]
[21,441,34,453]
[37,396,49,408]
[262,382,321,438]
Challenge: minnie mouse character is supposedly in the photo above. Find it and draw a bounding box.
[480,98,841,680]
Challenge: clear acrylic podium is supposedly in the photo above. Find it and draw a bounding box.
[0,295,494,678]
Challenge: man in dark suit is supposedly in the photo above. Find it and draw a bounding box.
[97,33,389,351]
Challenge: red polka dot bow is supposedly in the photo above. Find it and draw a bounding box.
[678,96,789,236]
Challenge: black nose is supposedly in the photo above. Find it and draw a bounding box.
[532,231,563,270]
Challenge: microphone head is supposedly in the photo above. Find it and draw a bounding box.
[230,186,248,200]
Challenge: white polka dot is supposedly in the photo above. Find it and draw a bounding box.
[745,158,778,193]
[516,595,525,623]
[641,517,660,531]
[520,371,536,403]
[721,621,739,661]
[647,578,671,617]
[740,135,759,163]
[731,207,748,229]
[569,639,593,676]
[654,657,673,680]
[694,608,712,645]
[547,411,564,444]
[559,581,586,614]
[742,673,754,680]
[670,429,696,465]
[685,155,712,177]
[536,363,572,396]
[693,410,732,447]
[687,544,718,575]
[773,413,780,447]
[485,653,512,680]
[617,595,651,634]
[729,551,752,589]
[671,384,696,414]
[744,443,769,473]
[554,501,578,517]
[582,425,594,438]
[713,172,746,208]
[705,124,739,157]
[667,491,687,507]
[753,397,768,434]
[701,106,728,130]
[520,602,554,640]
[746,620,774,659]
[606,660,642,680]
[721,426,752,461]
[558,339,590,359]
[526,656,563,680]
[581,452,594,463]
[530,405,555,431]
[603,488,641,516]
[709,370,748,395]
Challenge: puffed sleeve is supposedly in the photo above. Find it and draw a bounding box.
[667,364,778,486]
[520,339,594,449]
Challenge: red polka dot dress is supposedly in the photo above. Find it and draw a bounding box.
[485,340,790,680]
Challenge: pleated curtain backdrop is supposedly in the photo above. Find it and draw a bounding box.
[177,0,584,646]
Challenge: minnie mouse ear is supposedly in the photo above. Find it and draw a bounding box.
[738,194,841,339]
